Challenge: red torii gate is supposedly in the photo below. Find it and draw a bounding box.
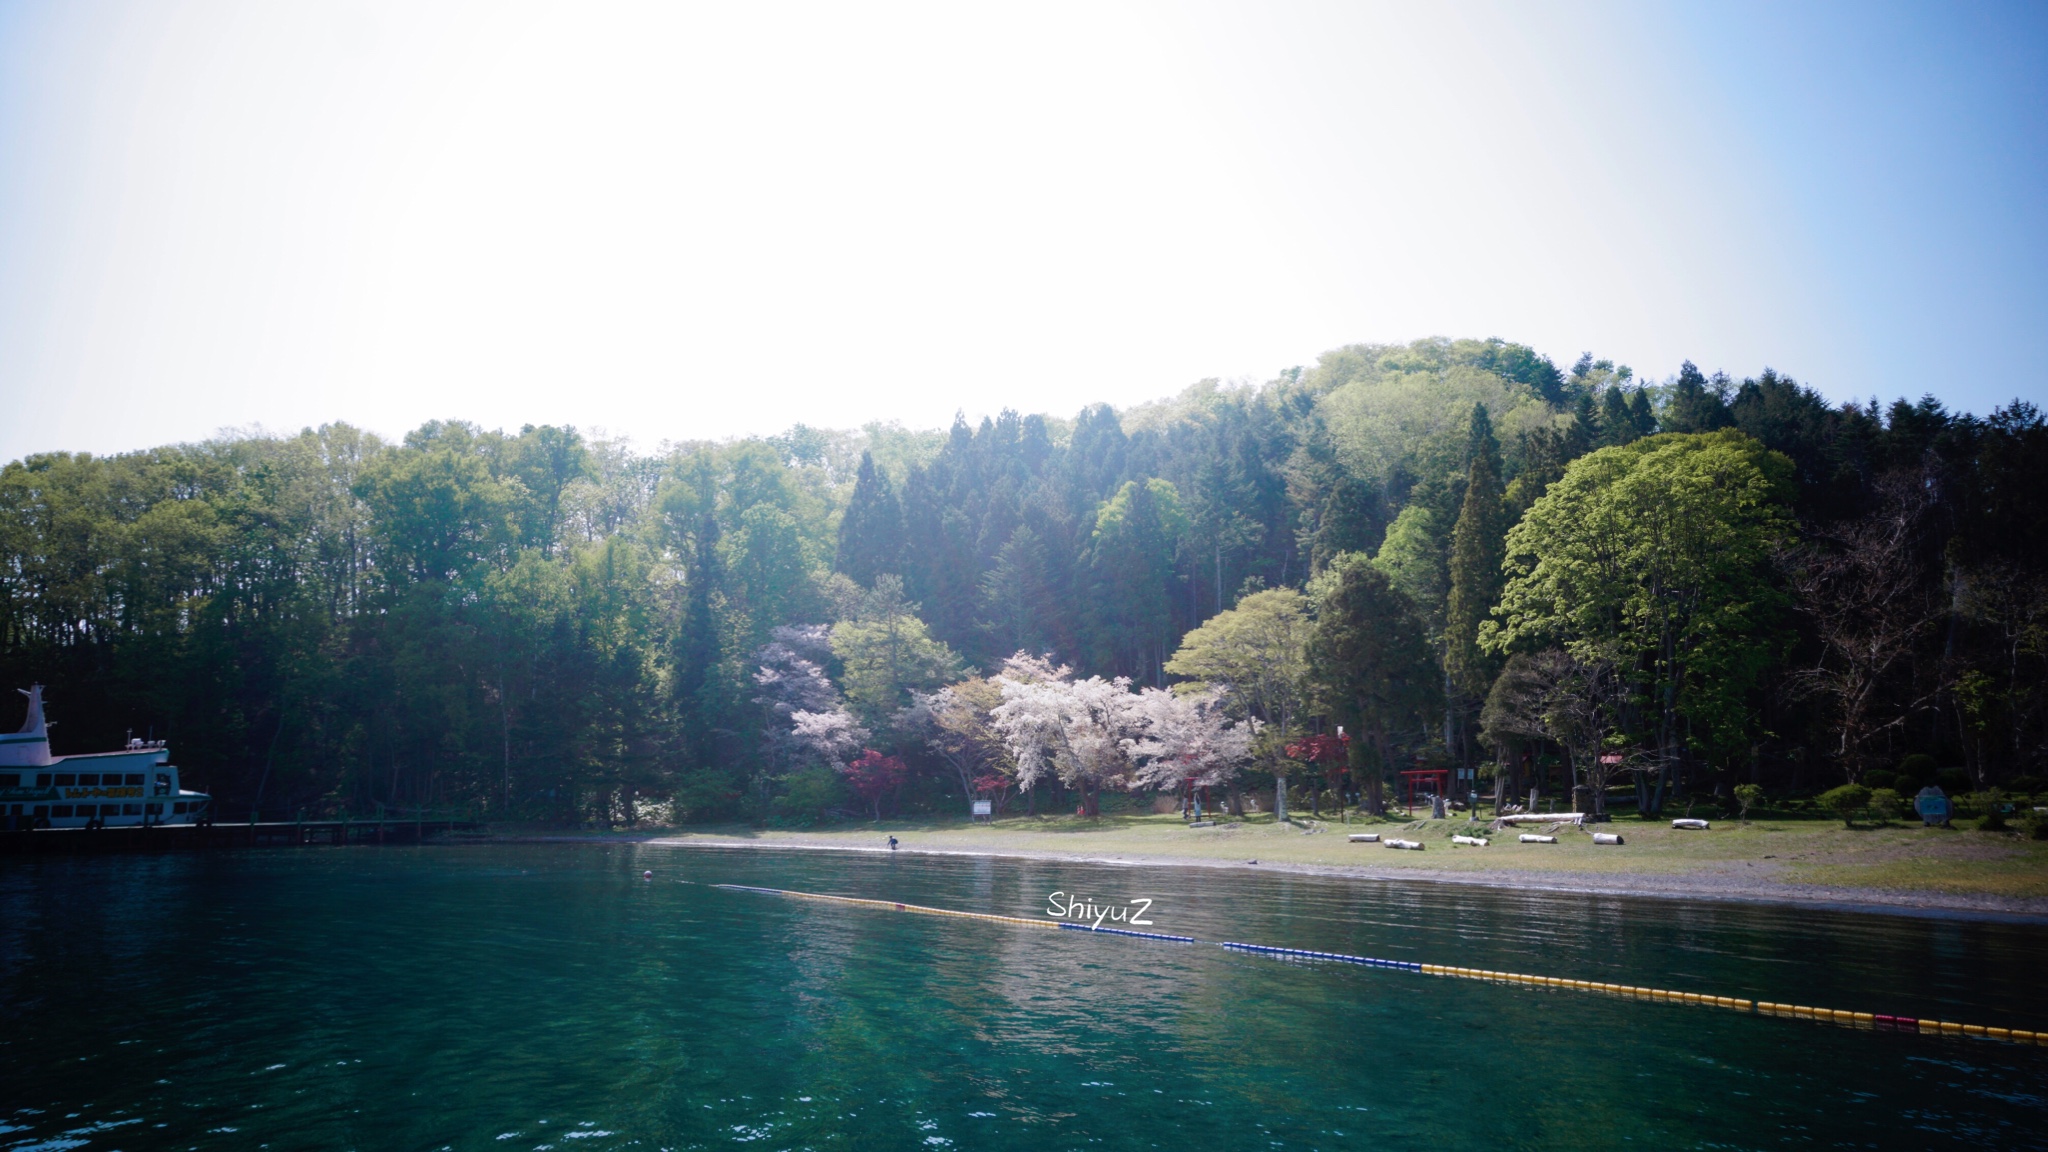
[1397,768,1451,814]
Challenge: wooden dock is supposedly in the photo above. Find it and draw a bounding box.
[0,817,487,855]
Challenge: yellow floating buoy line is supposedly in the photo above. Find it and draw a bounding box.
[713,884,2043,1045]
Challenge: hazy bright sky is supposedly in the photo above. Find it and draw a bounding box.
[1,1,2043,461]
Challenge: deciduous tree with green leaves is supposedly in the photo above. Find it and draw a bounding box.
[1485,431,1794,814]
[1164,587,1311,816]
[829,576,962,729]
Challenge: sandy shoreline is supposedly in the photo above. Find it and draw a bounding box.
[483,831,2048,924]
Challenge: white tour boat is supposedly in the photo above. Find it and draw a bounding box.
[0,686,212,830]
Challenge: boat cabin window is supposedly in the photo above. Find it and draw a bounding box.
[51,805,72,818]
[53,774,74,787]
[0,773,17,787]
[154,773,170,795]
[76,774,99,786]
[173,802,188,813]
[35,774,50,787]
[123,804,140,816]
[126,774,144,785]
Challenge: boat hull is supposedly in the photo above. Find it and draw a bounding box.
[0,748,212,830]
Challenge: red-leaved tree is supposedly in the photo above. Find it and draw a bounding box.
[842,749,908,820]
[1286,733,1351,818]
[972,772,1016,818]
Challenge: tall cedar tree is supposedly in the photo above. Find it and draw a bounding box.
[1598,386,1659,447]
[1305,553,1440,815]
[667,463,730,774]
[1663,361,1735,434]
[1445,405,1508,701]
[1083,479,1186,684]
[836,452,905,586]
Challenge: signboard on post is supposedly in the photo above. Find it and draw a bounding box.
[971,800,992,822]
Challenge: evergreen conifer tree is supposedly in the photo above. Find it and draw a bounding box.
[1599,387,1636,447]
[835,452,905,587]
[1663,360,1735,433]
[1445,404,1508,700]
[1626,389,1659,439]
[1306,553,1440,815]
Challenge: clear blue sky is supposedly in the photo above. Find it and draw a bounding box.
[0,0,2042,462]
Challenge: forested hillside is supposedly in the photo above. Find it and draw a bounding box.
[2,337,2042,823]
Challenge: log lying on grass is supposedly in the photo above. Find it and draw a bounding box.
[1348,833,1380,843]
[1518,833,1557,844]
[1383,838,1424,850]
[1496,813,1587,826]
[1452,834,1489,847]
[1671,818,1710,830]
[1591,832,1625,845]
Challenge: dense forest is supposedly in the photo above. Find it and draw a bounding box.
[2,337,2043,823]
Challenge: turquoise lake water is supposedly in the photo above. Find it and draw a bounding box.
[3,843,2046,1150]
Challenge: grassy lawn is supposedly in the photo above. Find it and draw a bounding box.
[607,806,2048,904]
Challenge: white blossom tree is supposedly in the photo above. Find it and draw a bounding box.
[788,707,870,770]
[899,676,1011,808]
[988,654,1141,816]
[753,626,839,719]
[755,625,868,774]
[1125,687,1260,806]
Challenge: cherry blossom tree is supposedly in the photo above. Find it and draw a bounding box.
[1125,688,1259,814]
[789,707,870,769]
[754,625,847,766]
[988,654,1142,817]
[899,675,1010,805]
[752,625,868,814]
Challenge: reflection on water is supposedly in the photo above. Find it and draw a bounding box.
[2,844,2045,1150]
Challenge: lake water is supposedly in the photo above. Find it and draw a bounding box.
[4,843,2046,1151]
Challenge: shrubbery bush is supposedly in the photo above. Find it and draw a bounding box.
[769,766,849,827]
[1977,788,2010,832]
[1818,783,1871,828]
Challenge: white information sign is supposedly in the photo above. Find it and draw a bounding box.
[971,800,993,816]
